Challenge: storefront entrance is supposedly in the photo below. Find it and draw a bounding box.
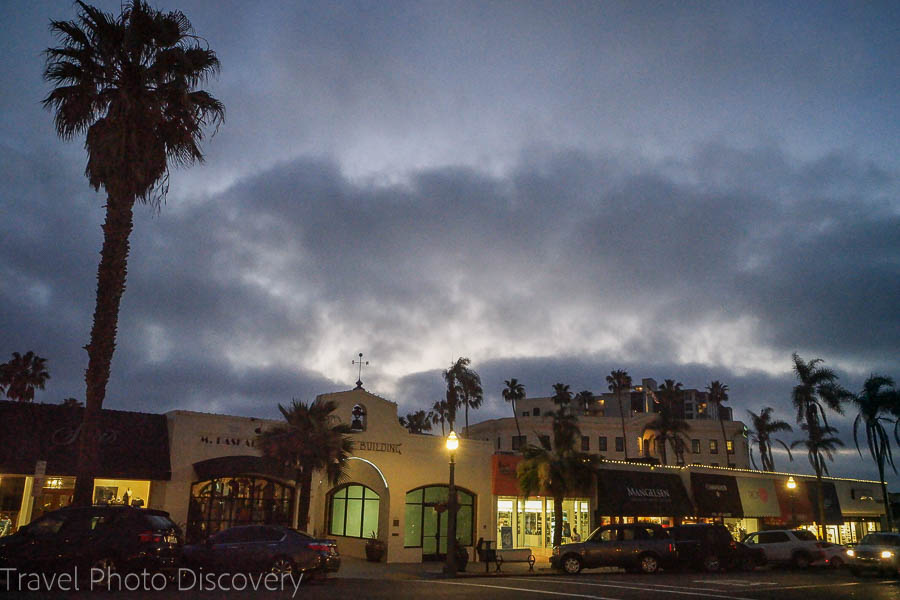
[187,476,294,543]
[404,485,475,561]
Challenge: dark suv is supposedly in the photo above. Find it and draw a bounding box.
[670,524,765,572]
[0,505,181,587]
[551,523,677,574]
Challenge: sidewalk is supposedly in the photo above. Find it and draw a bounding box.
[332,556,554,581]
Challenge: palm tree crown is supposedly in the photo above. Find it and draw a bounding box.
[43,0,223,507]
[551,383,572,410]
[257,398,353,531]
[502,378,526,437]
[399,409,433,434]
[746,407,793,471]
[0,351,50,402]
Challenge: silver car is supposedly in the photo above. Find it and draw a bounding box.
[847,532,900,577]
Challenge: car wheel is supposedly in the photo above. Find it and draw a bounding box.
[562,555,583,574]
[89,557,118,589]
[702,554,721,573]
[639,553,660,574]
[829,556,843,569]
[270,556,296,575]
[792,552,811,569]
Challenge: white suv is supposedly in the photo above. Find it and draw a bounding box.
[742,529,826,568]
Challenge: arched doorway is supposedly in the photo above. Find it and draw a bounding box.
[404,485,475,560]
[187,476,294,543]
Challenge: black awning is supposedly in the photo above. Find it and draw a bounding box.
[0,401,170,480]
[691,472,743,518]
[806,480,843,525]
[597,468,694,517]
[193,455,295,482]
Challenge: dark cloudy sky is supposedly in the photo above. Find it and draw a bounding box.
[1,1,898,483]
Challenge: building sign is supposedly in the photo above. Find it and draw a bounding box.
[353,441,402,454]
[691,473,743,518]
[626,486,671,500]
[736,477,780,517]
[200,436,256,448]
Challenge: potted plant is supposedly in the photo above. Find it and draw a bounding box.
[365,531,386,562]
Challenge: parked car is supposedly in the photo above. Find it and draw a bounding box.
[741,529,826,568]
[551,523,677,574]
[183,525,340,576]
[815,542,848,568]
[0,505,181,586]
[846,532,900,577]
[669,524,766,572]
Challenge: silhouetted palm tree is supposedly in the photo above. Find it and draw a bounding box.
[257,398,353,531]
[0,351,50,402]
[517,404,598,547]
[43,0,224,506]
[502,378,526,437]
[551,383,572,410]
[791,422,844,475]
[852,375,900,529]
[707,380,730,463]
[399,409,433,434]
[574,390,594,416]
[430,400,448,436]
[460,367,483,437]
[791,353,851,538]
[644,398,691,465]
[606,370,632,459]
[746,407,793,471]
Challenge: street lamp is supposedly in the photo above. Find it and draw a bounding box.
[444,431,459,576]
[786,477,797,526]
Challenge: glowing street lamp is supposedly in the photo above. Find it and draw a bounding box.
[444,431,459,576]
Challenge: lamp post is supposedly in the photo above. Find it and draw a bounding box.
[786,476,797,526]
[444,430,459,576]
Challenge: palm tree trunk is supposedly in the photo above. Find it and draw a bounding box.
[72,195,136,507]
[553,495,564,547]
[464,400,469,438]
[814,460,826,540]
[877,452,894,530]
[297,468,313,532]
[513,400,521,438]
[619,391,628,459]
[719,418,729,466]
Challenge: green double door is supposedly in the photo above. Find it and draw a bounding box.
[422,504,448,560]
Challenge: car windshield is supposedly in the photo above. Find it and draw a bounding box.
[861,534,900,546]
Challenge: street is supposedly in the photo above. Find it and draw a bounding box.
[4,568,900,599]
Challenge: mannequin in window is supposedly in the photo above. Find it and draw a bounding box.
[122,488,132,506]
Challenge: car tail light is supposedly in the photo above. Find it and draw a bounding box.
[308,543,331,552]
[667,543,675,553]
[138,531,163,543]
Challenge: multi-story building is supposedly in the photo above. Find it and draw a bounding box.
[484,377,747,468]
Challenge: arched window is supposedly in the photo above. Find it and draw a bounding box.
[329,484,380,538]
[404,485,475,557]
[187,476,293,543]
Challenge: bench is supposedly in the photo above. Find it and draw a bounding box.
[476,539,535,572]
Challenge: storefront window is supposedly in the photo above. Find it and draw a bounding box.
[187,476,293,543]
[497,496,590,549]
[328,484,380,538]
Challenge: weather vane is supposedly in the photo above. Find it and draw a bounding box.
[352,352,369,389]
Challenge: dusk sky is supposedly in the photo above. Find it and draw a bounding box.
[1,1,898,483]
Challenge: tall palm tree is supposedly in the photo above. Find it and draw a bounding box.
[574,390,594,415]
[43,0,224,506]
[643,398,691,465]
[430,400,448,436]
[442,357,471,431]
[790,353,851,538]
[551,383,572,410]
[706,381,730,463]
[746,407,793,471]
[257,398,353,531]
[459,366,483,438]
[791,422,844,476]
[0,351,50,402]
[852,375,899,530]
[502,378,526,437]
[399,409,433,434]
[516,404,598,547]
[606,370,632,459]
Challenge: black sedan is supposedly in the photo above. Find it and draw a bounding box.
[183,525,340,576]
